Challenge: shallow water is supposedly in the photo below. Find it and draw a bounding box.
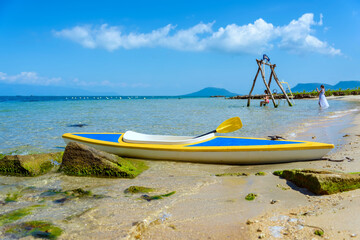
[0,97,358,154]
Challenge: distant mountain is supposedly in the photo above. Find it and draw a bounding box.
[180,87,239,97]
[0,83,117,96]
[292,81,360,92]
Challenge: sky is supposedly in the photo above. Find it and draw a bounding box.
[0,0,359,96]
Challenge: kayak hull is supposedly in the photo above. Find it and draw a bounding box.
[62,133,334,164]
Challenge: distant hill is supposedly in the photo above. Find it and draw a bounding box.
[180,87,239,97]
[292,81,360,93]
[0,83,117,96]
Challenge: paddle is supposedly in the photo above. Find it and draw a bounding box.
[195,117,243,138]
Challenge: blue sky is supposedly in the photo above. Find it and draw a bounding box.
[0,0,359,95]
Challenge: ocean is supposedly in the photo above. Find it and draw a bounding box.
[0,96,358,154]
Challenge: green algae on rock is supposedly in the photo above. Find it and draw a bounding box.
[140,191,176,201]
[245,193,257,201]
[0,152,63,176]
[59,142,148,178]
[0,205,44,226]
[215,172,249,177]
[40,188,105,204]
[255,172,266,176]
[314,229,324,236]
[4,192,21,203]
[124,186,155,194]
[273,169,360,195]
[4,221,62,239]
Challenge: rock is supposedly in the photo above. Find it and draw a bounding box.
[273,169,360,195]
[0,152,63,176]
[59,142,148,178]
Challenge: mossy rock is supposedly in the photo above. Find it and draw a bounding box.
[0,205,44,226]
[314,229,324,236]
[215,172,249,177]
[59,142,148,178]
[4,192,21,203]
[0,152,63,176]
[40,188,106,204]
[4,221,62,239]
[124,186,155,194]
[273,169,360,195]
[245,193,257,201]
[140,191,176,202]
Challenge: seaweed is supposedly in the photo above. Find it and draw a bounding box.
[4,192,21,203]
[215,172,249,177]
[0,205,44,226]
[140,191,176,202]
[5,221,62,239]
[314,229,324,236]
[124,186,155,194]
[245,193,257,201]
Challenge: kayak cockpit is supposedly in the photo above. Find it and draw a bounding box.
[122,131,215,145]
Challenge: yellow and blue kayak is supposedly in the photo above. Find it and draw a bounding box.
[62,131,334,164]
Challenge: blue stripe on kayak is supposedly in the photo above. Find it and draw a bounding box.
[187,137,303,147]
[73,134,122,143]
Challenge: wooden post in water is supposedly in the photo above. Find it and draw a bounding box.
[270,65,293,106]
[257,60,277,108]
[247,67,260,107]
[247,58,292,108]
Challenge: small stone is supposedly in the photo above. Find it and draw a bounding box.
[312,136,316,139]
[270,200,278,204]
[258,233,265,239]
[257,228,262,232]
[246,220,253,225]
[351,233,357,237]
[343,134,350,137]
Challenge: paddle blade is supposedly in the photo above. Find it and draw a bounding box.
[216,117,243,133]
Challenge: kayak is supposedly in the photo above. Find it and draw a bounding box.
[62,131,334,164]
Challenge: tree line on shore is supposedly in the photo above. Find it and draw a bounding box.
[228,87,360,99]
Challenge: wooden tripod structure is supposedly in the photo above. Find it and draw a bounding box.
[247,59,293,108]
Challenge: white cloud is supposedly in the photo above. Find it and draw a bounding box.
[277,13,340,55]
[207,19,275,53]
[54,13,340,56]
[0,72,61,85]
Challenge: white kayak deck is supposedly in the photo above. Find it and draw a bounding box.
[123,131,215,145]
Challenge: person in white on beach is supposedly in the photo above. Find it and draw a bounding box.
[316,85,329,108]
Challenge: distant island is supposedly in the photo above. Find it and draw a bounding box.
[0,83,117,96]
[291,81,360,92]
[180,87,239,97]
[229,80,360,100]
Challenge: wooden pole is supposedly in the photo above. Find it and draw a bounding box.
[247,65,260,107]
[268,71,273,88]
[270,65,293,106]
[257,60,277,108]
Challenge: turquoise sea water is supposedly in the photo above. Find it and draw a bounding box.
[0,97,358,154]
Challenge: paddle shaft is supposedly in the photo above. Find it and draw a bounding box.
[194,130,216,139]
